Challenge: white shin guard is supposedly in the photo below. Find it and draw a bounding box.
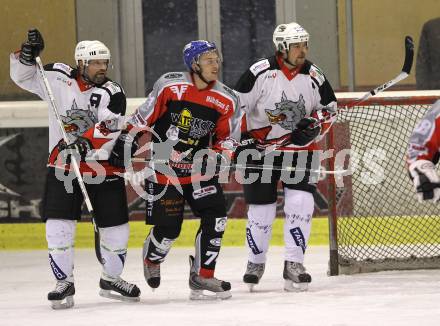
[283,188,314,263]
[246,203,277,264]
[46,219,76,282]
[99,223,129,280]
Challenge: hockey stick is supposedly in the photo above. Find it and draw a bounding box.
[345,35,414,108]
[314,36,415,126]
[35,57,103,265]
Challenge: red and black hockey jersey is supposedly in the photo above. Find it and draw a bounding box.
[407,100,440,165]
[235,54,337,150]
[127,71,241,162]
[10,52,126,175]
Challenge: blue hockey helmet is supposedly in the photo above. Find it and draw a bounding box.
[183,40,219,71]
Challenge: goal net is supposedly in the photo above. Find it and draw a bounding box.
[327,90,440,275]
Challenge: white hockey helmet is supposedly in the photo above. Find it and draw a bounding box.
[273,22,309,52]
[74,40,111,65]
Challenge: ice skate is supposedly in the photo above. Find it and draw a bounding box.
[188,255,231,300]
[48,280,75,309]
[283,261,312,292]
[99,277,141,302]
[243,261,265,292]
[143,258,161,290]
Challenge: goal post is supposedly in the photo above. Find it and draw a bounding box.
[327,90,440,275]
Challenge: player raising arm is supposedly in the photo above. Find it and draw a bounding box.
[10,29,140,309]
[407,99,440,202]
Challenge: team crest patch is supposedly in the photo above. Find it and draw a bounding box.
[61,100,96,138]
[265,92,306,131]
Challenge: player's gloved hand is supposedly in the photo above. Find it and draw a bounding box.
[290,117,321,146]
[255,134,293,151]
[310,106,337,122]
[234,135,289,163]
[408,160,440,202]
[58,137,93,162]
[213,137,239,162]
[19,42,36,66]
[108,130,140,168]
[27,28,45,57]
[19,29,45,66]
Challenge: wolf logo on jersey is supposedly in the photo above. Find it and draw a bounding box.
[61,100,97,138]
[265,92,305,131]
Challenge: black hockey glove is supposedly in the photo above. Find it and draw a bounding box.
[108,130,140,168]
[28,28,45,57]
[290,117,321,146]
[18,29,45,66]
[19,42,35,66]
[58,137,93,162]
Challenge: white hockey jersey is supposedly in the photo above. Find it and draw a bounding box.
[235,54,337,150]
[407,99,440,165]
[10,52,126,175]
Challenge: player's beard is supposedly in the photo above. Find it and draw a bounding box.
[91,72,106,85]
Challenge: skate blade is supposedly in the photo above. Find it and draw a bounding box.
[99,289,140,302]
[189,289,232,300]
[50,296,74,309]
[284,279,309,292]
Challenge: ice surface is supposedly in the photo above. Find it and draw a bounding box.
[1,246,439,326]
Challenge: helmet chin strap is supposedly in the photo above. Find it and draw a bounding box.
[282,50,297,68]
[193,64,211,85]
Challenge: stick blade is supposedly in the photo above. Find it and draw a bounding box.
[403,36,414,74]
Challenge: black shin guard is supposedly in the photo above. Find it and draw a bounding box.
[194,217,226,273]
[143,226,181,264]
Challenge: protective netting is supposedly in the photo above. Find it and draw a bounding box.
[330,91,440,274]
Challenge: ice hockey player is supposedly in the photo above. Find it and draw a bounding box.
[234,22,337,292]
[10,29,140,309]
[109,40,241,300]
[407,99,440,202]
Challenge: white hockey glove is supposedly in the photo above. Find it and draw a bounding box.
[408,160,440,202]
